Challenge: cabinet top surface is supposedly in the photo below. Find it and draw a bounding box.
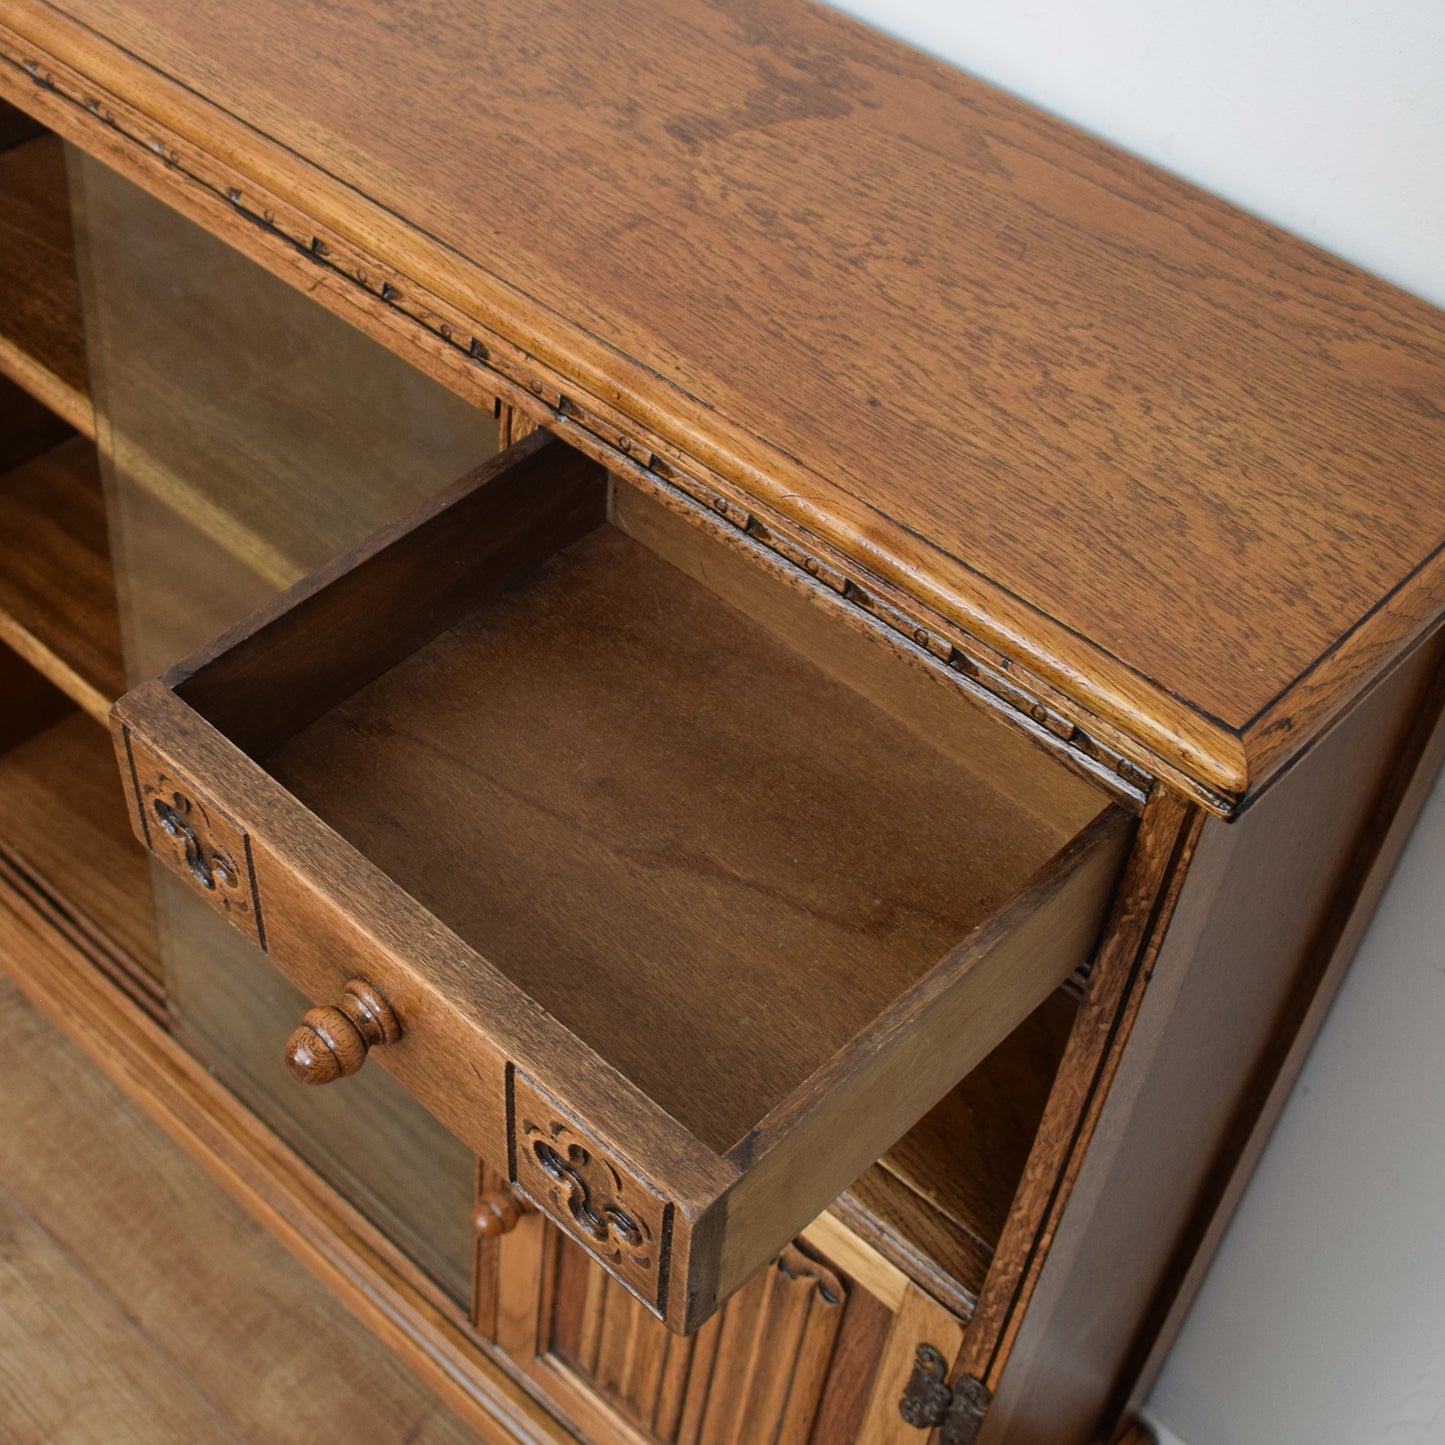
[8,0,1444,806]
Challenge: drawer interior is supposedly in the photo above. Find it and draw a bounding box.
[176,437,1115,1158]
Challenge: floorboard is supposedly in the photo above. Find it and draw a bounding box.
[0,974,484,1445]
[0,1185,240,1444]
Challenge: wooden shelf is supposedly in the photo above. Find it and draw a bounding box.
[0,435,125,723]
[0,133,91,436]
[0,707,161,992]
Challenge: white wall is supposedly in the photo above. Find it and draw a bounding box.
[816,4,1445,1441]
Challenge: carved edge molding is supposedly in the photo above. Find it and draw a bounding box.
[507,1068,674,1319]
[122,726,266,950]
[0,40,1172,811]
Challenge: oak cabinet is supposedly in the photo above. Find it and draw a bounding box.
[0,0,1442,1437]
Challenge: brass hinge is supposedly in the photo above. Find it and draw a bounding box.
[900,1344,992,1444]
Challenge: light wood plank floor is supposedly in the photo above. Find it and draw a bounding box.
[0,974,481,1444]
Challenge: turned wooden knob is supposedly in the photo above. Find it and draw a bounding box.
[283,978,400,1085]
[472,1188,530,1238]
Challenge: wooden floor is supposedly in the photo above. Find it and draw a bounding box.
[0,974,483,1444]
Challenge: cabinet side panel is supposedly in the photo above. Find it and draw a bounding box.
[1127,642,1445,1415]
[982,630,1445,1443]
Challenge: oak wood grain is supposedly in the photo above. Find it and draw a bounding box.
[175,431,605,757]
[960,790,1203,1390]
[802,1280,895,1445]
[827,1167,989,1322]
[478,1037,1025,1344]
[528,1221,908,1445]
[612,481,1106,833]
[0,130,89,434]
[112,435,1124,1328]
[704,807,1128,1323]
[5,44,1163,808]
[875,990,1075,1254]
[552,1239,849,1444]
[4,0,1443,805]
[283,976,402,1085]
[2,4,1430,1427]
[474,1187,529,1240]
[115,676,1127,1329]
[0,435,124,721]
[854,1282,966,1445]
[499,402,542,450]
[263,515,1087,1153]
[478,1029,1030,1343]
[115,677,740,1287]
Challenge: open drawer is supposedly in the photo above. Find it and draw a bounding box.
[111,431,1132,1332]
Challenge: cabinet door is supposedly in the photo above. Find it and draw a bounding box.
[68,145,500,1302]
[476,1170,964,1445]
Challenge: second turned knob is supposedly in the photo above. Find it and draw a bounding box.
[473,1189,530,1238]
[284,978,400,1085]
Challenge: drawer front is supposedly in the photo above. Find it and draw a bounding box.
[114,692,709,1325]
[123,731,263,948]
[511,1071,672,1310]
[111,432,1133,1331]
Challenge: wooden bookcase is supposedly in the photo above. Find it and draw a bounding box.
[0,2,1441,1438]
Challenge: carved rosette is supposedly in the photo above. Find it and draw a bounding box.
[510,1071,670,1312]
[124,731,264,949]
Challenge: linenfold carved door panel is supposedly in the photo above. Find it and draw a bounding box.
[475,1163,966,1445]
[557,1240,845,1440]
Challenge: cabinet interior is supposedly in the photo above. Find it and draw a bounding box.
[0,100,1104,1320]
[0,117,162,1017]
[0,131,90,434]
